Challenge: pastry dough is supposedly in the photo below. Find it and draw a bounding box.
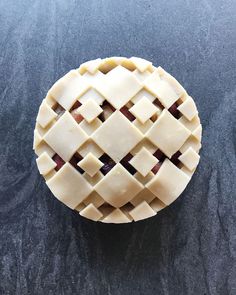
[92,111,143,162]
[129,147,158,177]
[36,152,57,175]
[177,96,198,121]
[36,100,57,128]
[146,109,191,157]
[78,152,103,177]
[94,164,143,208]
[130,96,159,124]
[78,99,103,123]
[46,163,92,209]
[94,66,142,109]
[48,70,90,110]
[44,111,88,161]
[129,201,156,221]
[146,159,190,205]
[178,147,200,171]
[33,57,202,223]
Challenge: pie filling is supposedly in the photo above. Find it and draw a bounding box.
[52,100,183,175]
[34,57,201,223]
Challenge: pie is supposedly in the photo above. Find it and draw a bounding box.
[33,57,202,223]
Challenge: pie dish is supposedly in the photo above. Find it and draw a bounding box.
[33,57,202,223]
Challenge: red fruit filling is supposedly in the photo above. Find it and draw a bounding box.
[100,154,116,175]
[52,154,65,171]
[120,153,136,174]
[120,106,135,121]
[168,102,180,118]
[152,162,162,174]
[170,151,182,166]
[103,100,116,111]
[54,104,65,117]
[71,109,84,123]
[69,153,84,173]
[52,99,182,178]
[71,100,82,110]
[99,101,115,121]
[153,99,164,109]
[153,149,166,161]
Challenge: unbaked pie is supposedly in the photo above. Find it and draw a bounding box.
[33,57,202,223]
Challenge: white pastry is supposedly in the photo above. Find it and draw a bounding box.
[33,57,202,223]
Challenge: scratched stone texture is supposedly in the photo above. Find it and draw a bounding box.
[0,0,236,294]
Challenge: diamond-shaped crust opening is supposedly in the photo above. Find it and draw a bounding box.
[48,70,90,110]
[146,159,190,205]
[95,164,144,208]
[178,96,198,121]
[46,163,92,209]
[78,100,103,123]
[34,56,201,223]
[36,152,57,176]
[130,96,158,124]
[78,152,103,177]
[146,109,191,158]
[79,204,103,221]
[94,66,142,109]
[36,100,57,128]
[178,147,200,171]
[129,201,156,221]
[102,208,131,223]
[44,112,88,162]
[129,147,158,177]
[92,111,143,162]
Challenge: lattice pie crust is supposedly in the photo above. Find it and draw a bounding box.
[34,57,202,223]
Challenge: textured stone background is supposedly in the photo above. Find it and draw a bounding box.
[0,0,236,294]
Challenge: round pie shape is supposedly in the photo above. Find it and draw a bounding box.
[33,57,202,223]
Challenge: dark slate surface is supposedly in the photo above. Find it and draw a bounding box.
[0,0,236,294]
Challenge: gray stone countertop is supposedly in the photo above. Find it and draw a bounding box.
[0,0,235,294]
